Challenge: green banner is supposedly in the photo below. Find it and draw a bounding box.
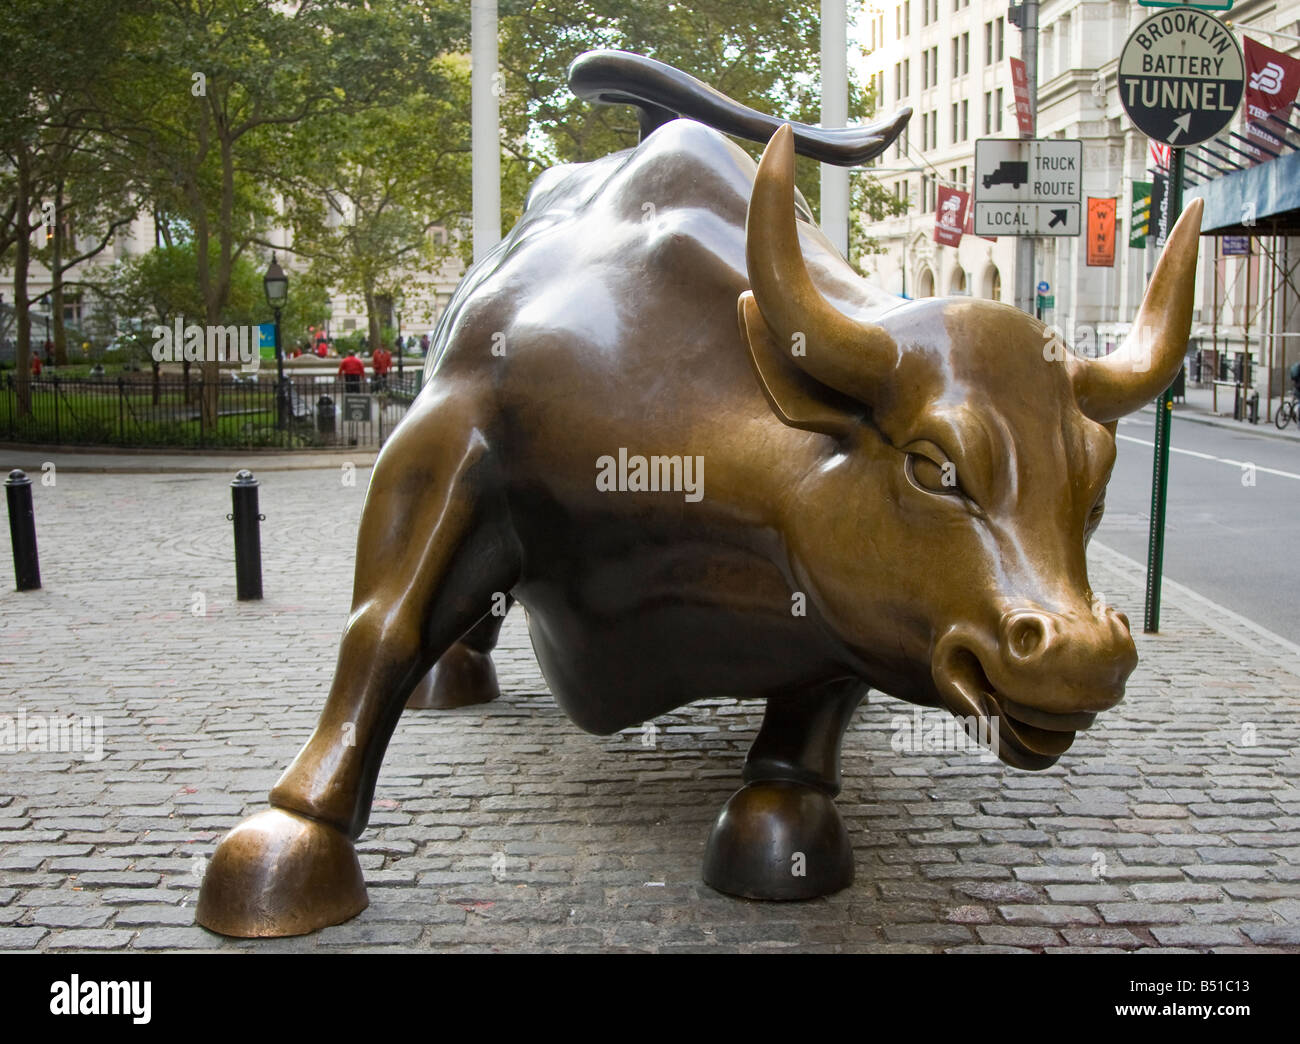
[1130,180,1153,249]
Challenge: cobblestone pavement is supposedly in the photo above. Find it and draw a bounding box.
[1,463,1298,953]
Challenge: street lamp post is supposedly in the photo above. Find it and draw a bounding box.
[395,301,404,388]
[263,255,289,429]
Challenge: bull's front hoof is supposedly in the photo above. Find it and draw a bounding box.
[195,808,368,937]
[703,780,853,900]
[406,645,500,709]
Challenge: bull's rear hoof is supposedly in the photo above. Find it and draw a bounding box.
[406,645,500,710]
[703,780,853,900]
[195,808,368,937]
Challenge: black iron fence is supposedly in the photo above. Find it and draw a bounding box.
[1,372,422,449]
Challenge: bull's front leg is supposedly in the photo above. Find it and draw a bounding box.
[196,398,521,937]
[703,679,864,900]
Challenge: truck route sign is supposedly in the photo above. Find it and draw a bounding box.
[973,138,1083,236]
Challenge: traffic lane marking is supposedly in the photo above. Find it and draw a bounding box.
[1116,433,1300,480]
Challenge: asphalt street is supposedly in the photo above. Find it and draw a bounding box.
[1098,413,1300,643]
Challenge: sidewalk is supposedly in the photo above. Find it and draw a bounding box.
[1142,383,1300,442]
[0,468,1297,952]
[0,444,378,474]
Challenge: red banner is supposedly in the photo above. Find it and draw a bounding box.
[1245,36,1300,119]
[1009,57,1033,138]
[933,186,969,247]
[1086,198,1116,268]
[1243,37,1300,163]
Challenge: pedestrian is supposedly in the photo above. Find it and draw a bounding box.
[338,349,364,393]
[372,344,392,390]
[30,353,42,377]
[420,333,429,355]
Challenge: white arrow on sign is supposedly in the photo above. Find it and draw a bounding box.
[1167,112,1192,144]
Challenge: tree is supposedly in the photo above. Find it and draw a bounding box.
[0,0,140,412]
[495,0,907,262]
[283,63,472,352]
[99,0,468,425]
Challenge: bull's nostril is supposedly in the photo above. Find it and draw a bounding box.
[1114,610,1131,632]
[1007,616,1047,659]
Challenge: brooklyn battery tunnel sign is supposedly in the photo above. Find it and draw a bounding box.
[1118,9,1245,146]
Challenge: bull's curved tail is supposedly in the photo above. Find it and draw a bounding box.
[567,49,911,167]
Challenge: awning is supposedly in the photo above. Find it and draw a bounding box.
[1186,148,1300,235]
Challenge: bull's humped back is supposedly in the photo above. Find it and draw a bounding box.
[425,120,901,379]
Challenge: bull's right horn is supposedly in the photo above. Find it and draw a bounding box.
[1072,198,1203,422]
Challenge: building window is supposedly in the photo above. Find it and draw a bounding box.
[951,102,959,144]
[996,16,1005,60]
[961,99,968,141]
[983,91,992,135]
[952,36,960,79]
[985,21,993,66]
[904,0,910,35]
[903,58,910,96]
[996,87,1004,132]
[961,32,969,76]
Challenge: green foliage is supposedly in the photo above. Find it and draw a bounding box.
[495,0,909,259]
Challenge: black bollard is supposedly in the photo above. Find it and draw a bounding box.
[5,469,41,591]
[228,470,264,600]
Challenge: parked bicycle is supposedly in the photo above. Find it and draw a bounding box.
[1277,396,1300,430]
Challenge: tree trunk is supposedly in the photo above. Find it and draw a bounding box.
[365,285,382,355]
[13,146,32,418]
[52,179,67,366]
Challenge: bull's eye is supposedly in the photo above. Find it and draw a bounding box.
[905,451,961,496]
[1086,495,1106,531]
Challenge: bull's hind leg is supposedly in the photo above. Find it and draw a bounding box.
[406,595,514,709]
[703,680,864,900]
[197,398,520,937]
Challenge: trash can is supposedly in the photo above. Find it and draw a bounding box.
[317,395,335,437]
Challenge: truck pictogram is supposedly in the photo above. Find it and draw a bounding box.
[983,161,1029,190]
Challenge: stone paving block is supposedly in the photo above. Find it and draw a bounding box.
[46,929,137,949]
[1149,925,1248,947]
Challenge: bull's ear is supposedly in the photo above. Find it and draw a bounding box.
[738,292,861,438]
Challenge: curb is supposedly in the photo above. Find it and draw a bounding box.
[0,444,378,474]
[1137,405,1300,443]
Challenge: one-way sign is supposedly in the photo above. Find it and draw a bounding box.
[1118,10,1244,146]
[973,138,1083,236]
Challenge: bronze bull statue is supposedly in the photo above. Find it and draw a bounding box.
[197,51,1202,936]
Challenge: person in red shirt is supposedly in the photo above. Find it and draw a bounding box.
[30,353,42,377]
[371,345,391,390]
[338,349,365,392]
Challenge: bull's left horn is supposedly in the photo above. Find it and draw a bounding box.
[746,124,897,404]
[1072,198,1203,422]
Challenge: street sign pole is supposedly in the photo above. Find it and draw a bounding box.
[1013,0,1038,316]
[1143,147,1183,634]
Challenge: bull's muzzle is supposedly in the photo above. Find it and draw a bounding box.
[931,605,1138,769]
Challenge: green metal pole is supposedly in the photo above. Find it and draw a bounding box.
[1143,147,1183,634]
